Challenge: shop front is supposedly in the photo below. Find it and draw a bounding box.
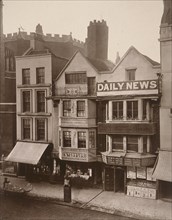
[153,151,172,200]
[61,161,102,188]
[5,141,53,181]
[101,152,157,199]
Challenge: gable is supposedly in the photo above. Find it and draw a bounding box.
[56,52,98,88]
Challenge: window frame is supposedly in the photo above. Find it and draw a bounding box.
[36,67,45,84]
[127,100,138,120]
[112,101,123,120]
[35,118,46,141]
[89,131,95,148]
[36,90,46,113]
[65,72,87,84]
[78,131,86,148]
[63,100,71,117]
[126,69,136,81]
[22,68,30,85]
[77,100,85,117]
[22,118,31,140]
[22,90,31,113]
[63,131,71,147]
[112,135,123,151]
[127,136,138,152]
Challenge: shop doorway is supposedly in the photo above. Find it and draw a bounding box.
[114,168,125,193]
[104,167,114,191]
[159,181,172,201]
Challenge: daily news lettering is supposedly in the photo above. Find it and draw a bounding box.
[97,80,157,92]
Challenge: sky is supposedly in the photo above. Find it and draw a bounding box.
[3,0,163,63]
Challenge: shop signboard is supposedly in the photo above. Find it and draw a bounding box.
[127,167,136,179]
[137,167,147,179]
[97,79,159,96]
[60,148,96,162]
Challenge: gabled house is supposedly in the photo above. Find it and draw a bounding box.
[96,46,161,199]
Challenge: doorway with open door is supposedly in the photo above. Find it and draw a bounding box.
[103,166,126,193]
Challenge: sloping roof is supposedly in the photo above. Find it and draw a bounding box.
[143,55,160,66]
[87,58,115,71]
[111,46,160,73]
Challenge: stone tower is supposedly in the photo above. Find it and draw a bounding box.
[160,0,172,152]
[86,20,108,60]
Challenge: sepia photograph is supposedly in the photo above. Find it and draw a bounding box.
[0,0,172,219]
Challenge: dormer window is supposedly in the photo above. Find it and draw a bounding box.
[126,69,136,81]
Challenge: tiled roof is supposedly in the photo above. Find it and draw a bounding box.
[87,58,115,71]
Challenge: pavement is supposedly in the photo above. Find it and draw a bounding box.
[0,174,172,220]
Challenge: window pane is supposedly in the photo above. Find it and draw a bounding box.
[36,68,45,84]
[89,131,95,148]
[112,101,123,120]
[127,101,138,120]
[112,135,123,150]
[37,91,45,112]
[65,72,86,84]
[127,136,138,152]
[36,119,45,141]
[23,91,30,112]
[63,131,71,147]
[63,100,71,116]
[23,119,30,139]
[22,69,30,85]
[78,132,86,148]
[77,101,85,117]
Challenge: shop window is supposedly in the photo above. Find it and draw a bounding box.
[127,100,138,120]
[89,131,95,148]
[36,67,45,84]
[36,118,46,141]
[22,69,30,85]
[22,91,31,112]
[22,118,31,140]
[127,136,138,152]
[65,72,87,84]
[112,101,123,120]
[126,69,136,81]
[112,135,123,151]
[78,132,86,148]
[63,131,71,147]
[37,91,45,112]
[63,100,71,116]
[77,101,85,117]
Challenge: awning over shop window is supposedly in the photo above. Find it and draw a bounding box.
[5,142,49,165]
[152,151,172,182]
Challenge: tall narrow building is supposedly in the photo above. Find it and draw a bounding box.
[153,0,172,199]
